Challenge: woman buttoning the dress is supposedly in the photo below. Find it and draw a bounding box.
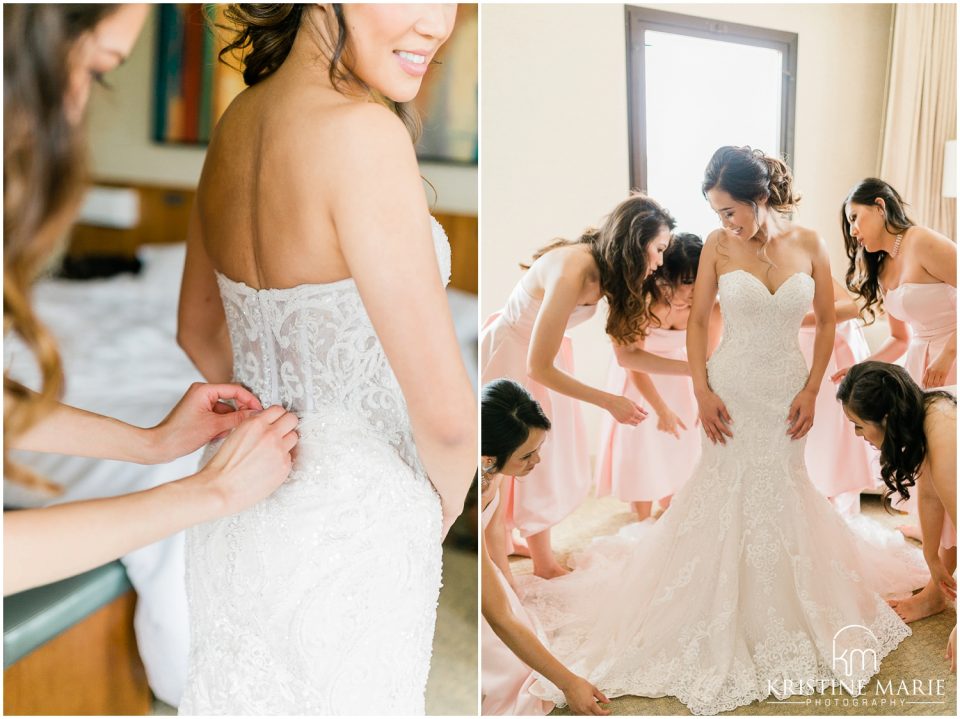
[595,233,722,522]
[837,361,957,656]
[4,4,298,596]
[481,194,690,579]
[480,378,610,717]
[797,276,879,514]
[836,178,957,540]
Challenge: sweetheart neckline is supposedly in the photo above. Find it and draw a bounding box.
[718,269,812,297]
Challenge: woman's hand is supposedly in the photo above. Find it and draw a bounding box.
[655,406,687,439]
[831,366,850,384]
[786,388,816,440]
[603,394,647,426]
[148,383,263,463]
[947,624,957,673]
[931,560,958,600]
[923,352,954,389]
[199,405,298,516]
[695,388,733,445]
[559,675,611,716]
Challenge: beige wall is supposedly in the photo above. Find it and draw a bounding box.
[86,10,477,214]
[481,3,894,454]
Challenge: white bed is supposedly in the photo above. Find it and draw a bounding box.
[4,243,478,706]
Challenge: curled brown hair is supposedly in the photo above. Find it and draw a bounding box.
[841,178,915,325]
[4,4,117,490]
[702,146,801,214]
[216,4,421,141]
[522,194,677,345]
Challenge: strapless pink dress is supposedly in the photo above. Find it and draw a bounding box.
[884,282,957,387]
[883,282,957,548]
[480,491,553,716]
[595,327,699,502]
[481,282,596,538]
[798,320,879,503]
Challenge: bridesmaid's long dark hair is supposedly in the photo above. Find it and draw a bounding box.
[841,178,915,324]
[836,361,955,504]
[521,193,677,345]
[481,379,551,476]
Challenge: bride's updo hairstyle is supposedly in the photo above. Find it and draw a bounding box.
[840,178,915,325]
[521,193,677,345]
[218,4,420,140]
[836,361,955,504]
[701,146,801,216]
[481,379,551,477]
[4,4,118,490]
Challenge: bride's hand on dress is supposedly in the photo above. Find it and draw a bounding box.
[148,383,264,463]
[695,389,733,444]
[830,366,850,384]
[200,405,298,515]
[656,406,687,438]
[786,389,816,440]
[559,675,611,716]
[604,394,647,426]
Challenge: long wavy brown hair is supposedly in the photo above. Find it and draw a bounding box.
[522,194,677,345]
[841,178,915,325]
[215,4,421,141]
[4,4,118,490]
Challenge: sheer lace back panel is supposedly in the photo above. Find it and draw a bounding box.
[215,217,451,474]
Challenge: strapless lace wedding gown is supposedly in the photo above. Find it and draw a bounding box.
[179,219,451,715]
[521,270,929,716]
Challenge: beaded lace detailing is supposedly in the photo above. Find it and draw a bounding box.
[180,218,450,715]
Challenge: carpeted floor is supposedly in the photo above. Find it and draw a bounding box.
[509,494,956,717]
[152,545,478,716]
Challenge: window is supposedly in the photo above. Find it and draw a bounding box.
[626,7,798,238]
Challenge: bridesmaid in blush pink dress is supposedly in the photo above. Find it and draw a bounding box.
[838,178,956,549]
[481,194,689,578]
[596,233,720,521]
[798,276,880,514]
[480,379,609,716]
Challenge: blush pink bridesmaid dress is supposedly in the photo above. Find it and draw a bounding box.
[595,328,699,503]
[884,281,957,548]
[480,490,553,716]
[798,319,879,510]
[481,282,596,542]
[884,281,957,387]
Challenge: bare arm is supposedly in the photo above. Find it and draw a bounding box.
[688,233,732,444]
[4,405,298,595]
[706,301,723,356]
[7,383,263,465]
[801,276,859,327]
[484,494,516,587]
[480,542,610,715]
[329,105,475,536]
[832,313,910,383]
[925,404,957,531]
[612,343,689,375]
[177,201,233,383]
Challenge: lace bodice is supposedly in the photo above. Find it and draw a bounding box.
[215,216,451,475]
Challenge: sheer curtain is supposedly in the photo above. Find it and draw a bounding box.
[879,3,956,239]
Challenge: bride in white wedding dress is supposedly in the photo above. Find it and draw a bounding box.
[176,5,475,714]
[519,147,929,715]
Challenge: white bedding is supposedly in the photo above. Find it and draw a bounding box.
[3,242,478,706]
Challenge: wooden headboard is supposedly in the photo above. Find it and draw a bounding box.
[69,181,478,294]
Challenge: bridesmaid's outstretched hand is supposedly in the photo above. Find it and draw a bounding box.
[561,675,611,716]
[604,394,648,426]
[148,382,265,463]
[200,405,299,516]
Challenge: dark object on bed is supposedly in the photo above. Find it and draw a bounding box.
[55,254,143,280]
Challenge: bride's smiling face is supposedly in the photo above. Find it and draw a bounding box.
[341,4,456,103]
[841,405,885,449]
[706,188,766,240]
